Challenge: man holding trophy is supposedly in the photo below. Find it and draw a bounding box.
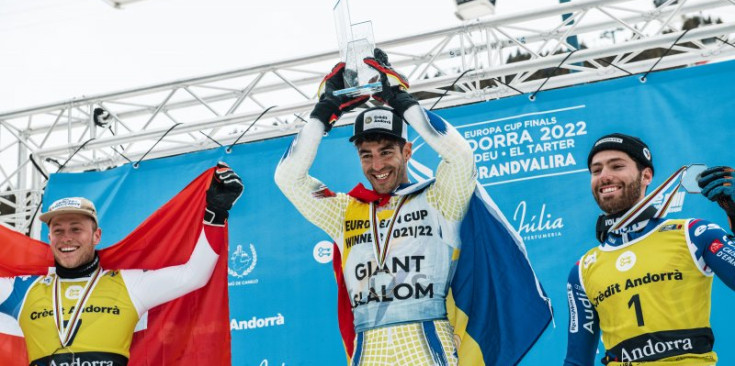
[564,135,735,365]
[276,48,472,365]
[276,38,553,364]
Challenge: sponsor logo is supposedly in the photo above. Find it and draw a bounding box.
[619,337,693,362]
[616,251,636,272]
[583,253,596,269]
[567,284,578,333]
[49,198,83,210]
[65,285,83,300]
[228,244,259,287]
[48,359,114,366]
[362,110,394,131]
[624,270,683,290]
[42,276,53,286]
[709,240,724,254]
[695,223,721,237]
[512,201,564,241]
[230,313,285,331]
[695,225,706,237]
[642,148,651,161]
[229,244,257,278]
[313,241,334,264]
[595,137,623,146]
[658,224,679,232]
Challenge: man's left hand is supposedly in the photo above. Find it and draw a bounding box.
[205,162,244,225]
[698,166,735,230]
[363,48,418,117]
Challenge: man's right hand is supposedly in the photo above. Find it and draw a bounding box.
[698,166,735,230]
[309,62,369,132]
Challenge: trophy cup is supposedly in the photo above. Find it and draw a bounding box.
[332,0,382,97]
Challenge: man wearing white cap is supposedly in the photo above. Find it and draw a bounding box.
[564,134,735,365]
[0,163,243,366]
[275,50,476,365]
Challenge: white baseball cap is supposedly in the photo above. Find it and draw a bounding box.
[39,197,98,225]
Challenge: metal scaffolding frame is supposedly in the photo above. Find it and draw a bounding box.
[1,0,734,236]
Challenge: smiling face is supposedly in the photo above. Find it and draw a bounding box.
[357,138,412,194]
[48,213,101,269]
[590,150,653,214]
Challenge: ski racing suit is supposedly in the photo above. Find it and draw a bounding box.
[0,223,223,366]
[564,217,735,366]
[275,105,475,366]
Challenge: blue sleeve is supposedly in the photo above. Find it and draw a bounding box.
[0,276,37,319]
[564,263,601,366]
[688,219,735,290]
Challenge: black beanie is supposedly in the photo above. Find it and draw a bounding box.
[587,133,654,175]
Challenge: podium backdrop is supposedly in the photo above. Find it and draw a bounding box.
[42,60,735,365]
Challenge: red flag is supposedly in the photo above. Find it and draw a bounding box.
[0,168,231,365]
[332,243,355,362]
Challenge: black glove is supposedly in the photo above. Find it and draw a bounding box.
[363,48,418,117]
[698,165,735,231]
[310,62,369,132]
[205,162,244,225]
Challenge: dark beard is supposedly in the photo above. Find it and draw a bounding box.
[594,173,643,214]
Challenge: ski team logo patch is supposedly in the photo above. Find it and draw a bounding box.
[616,251,636,272]
[709,240,724,254]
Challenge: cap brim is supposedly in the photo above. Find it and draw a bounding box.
[39,209,98,225]
[349,130,406,143]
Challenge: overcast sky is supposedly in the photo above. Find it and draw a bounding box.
[0,0,454,112]
[1,0,732,113]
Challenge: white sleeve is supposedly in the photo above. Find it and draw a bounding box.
[274,118,349,240]
[121,228,218,316]
[405,106,476,221]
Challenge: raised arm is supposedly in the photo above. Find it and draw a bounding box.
[274,63,367,240]
[408,107,476,220]
[364,50,476,220]
[123,164,243,315]
[565,262,601,366]
[122,225,221,315]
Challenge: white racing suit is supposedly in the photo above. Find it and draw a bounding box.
[275,105,475,365]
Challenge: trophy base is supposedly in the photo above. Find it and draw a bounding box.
[333,82,382,97]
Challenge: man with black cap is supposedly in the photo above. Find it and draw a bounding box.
[275,51,475,365]
[0,164,243,366]
[564,134,735,366]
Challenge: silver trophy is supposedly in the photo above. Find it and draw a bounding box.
[333,0,382,97]
[680,164,708,193]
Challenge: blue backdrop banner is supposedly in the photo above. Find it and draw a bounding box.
[42,60,735,365]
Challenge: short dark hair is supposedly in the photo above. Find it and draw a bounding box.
[353,132,406,150]
[633,159,647,173]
